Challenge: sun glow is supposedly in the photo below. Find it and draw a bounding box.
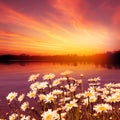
[0,0,119,55]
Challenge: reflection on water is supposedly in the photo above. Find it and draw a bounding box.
[0,62,120,113]
[1,61,120,69]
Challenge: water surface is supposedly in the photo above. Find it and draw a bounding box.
[0,62,120,113]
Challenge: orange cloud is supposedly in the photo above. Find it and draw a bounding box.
[0,2,70,43]
[51,0,87,27]
[0,29,69,55]
[51,0,109,32]
[51,0,113,42]
[0,1,119,55]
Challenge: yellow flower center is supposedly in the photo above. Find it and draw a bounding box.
[46,114,52,120]
[99,106,106,111]
[29,92,35,97]
[90,98,94,102]
[10,95,14,99]
[48,96,53,101]
[55,81,59,84]
[110,98,116,102]
[40,96,45,100]
[68,103,73,108]
[85,92,92,97]
[116,95,120,99]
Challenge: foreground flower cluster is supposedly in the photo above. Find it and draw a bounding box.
[1,71,120,120]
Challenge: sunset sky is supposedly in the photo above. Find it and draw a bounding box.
[0,0,120,55]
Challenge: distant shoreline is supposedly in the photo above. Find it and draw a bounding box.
[0,51,120,64]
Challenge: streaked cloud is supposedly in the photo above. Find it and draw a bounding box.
[0,0,120,55]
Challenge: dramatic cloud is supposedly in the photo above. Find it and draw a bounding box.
[0,0,120,55]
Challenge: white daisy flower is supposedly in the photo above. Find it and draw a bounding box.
[41,109,59,120]
[6,92,18,102]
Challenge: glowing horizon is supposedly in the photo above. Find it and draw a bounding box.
[0,0,120,55]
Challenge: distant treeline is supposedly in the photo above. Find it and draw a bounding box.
[0,51,120,65]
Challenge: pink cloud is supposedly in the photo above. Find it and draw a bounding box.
[113,7,120,26]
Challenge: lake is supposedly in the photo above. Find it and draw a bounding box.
[0,62,120,114]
